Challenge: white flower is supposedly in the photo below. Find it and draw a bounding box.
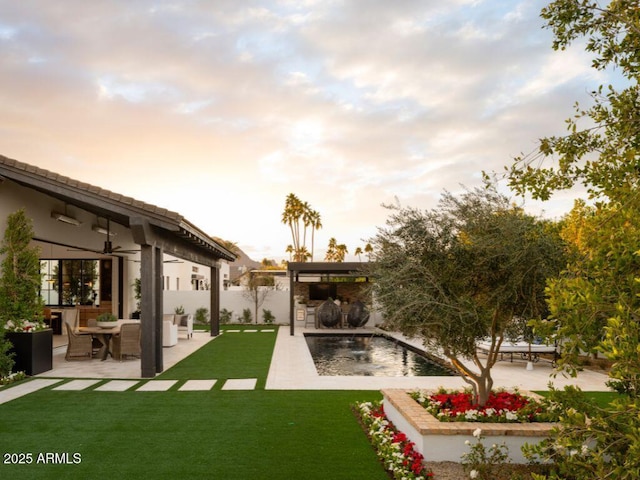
[465,409,478,420]
[505,411,518,421]
[473,428,482,438]
[581,444,589,455]
[470,469,479,479]
[465,440,471,445]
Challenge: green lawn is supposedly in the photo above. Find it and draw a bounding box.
[0,326,619,479]
[0,326,387,479]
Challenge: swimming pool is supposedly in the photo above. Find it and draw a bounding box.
[304,334,456,377]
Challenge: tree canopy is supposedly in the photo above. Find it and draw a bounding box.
[505,0,640,203]
[370,187,565,405]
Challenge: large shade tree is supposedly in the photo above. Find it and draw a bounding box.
[501,2,640,477]
[503,0,640,382]
[370,187,565,405]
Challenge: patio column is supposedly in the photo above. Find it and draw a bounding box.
[210,264,220,336]
[289,268,295,335]
[140,244,163,377]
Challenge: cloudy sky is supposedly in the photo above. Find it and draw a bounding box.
[0,1,608,262]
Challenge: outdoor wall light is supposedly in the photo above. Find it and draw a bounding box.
[92,225,116,236]
[51,211,81,226]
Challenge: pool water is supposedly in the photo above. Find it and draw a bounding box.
[304,334,456,377]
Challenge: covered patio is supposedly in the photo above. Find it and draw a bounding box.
[0,155,236,377]
[287,262,374,335]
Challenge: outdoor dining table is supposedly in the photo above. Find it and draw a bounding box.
[78,325,121,361]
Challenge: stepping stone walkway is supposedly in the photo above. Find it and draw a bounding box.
[44,378,257,392]
[179,379,217,391]
[54,379,102,391]
[95,380,140,392]
[0,379,62,405]
[221,378,257,390]
[0,328,271,402]
[136,380,178,391]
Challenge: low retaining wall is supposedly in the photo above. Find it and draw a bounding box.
[382,389,555,464]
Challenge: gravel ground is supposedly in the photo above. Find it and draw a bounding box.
[429,462,467,479]
[428,462,545,479]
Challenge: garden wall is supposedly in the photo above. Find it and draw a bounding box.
[163,290,290,324]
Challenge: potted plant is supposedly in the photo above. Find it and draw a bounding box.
[0,209,52,376]
[96,312,118,328]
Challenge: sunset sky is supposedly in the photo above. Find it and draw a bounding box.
[0,1,609,262]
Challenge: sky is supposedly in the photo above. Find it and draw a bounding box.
[0,0,610,263]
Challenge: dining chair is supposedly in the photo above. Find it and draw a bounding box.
[64,321,93,361]
[111,323,141,361]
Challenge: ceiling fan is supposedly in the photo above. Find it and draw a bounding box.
[97,217,139,254]
[68,217,139,255]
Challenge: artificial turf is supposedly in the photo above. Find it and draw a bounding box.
[0,326,387,479]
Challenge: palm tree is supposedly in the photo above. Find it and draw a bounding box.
[335,243,348,262]
[354,246,363,262]
[325,237,335,262]
[285,244,294,261]
[282,194,321,262]
[309,209,322,261]
[364,242,373,261]
[283,194,304,251]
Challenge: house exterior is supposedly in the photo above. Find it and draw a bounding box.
[0,155,236,377]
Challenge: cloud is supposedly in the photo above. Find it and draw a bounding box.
[0,0,611,261]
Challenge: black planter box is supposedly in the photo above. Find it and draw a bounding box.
[6,329,53,376]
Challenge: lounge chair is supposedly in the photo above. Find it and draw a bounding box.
[65,321,92,361]
[476,338,559,364]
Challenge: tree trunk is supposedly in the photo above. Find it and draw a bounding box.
[475,371,494,406]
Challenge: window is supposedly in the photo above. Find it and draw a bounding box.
[40,259,100,306]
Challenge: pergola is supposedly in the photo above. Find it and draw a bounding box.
[0,155,236,377]
[287,262,372,335]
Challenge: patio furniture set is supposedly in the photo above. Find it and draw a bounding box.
[65,319,141,362]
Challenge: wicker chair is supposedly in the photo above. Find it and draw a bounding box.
[111,323,141,361]
[65,321,92,361]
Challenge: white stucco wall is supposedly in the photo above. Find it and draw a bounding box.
[163,289,290,324]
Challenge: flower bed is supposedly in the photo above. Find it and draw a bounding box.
[353,400,434,479]
[410,387,562,423]
[382,389,557,463]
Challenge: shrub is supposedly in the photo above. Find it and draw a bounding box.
[219,308,233,324]
[195,307,209,325]
[241,308,252,323]
[262,309,275,324]
[0,330,15,378]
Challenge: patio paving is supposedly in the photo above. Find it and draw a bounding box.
[265,326,612,392]
[41,330,216,379]
[31,325,612,393]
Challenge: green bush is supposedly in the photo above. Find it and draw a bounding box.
[262,309,275,324]
[241,308,252,324]
[195,307,209,325]
[0,330,15,378]
[219,308,233,324]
